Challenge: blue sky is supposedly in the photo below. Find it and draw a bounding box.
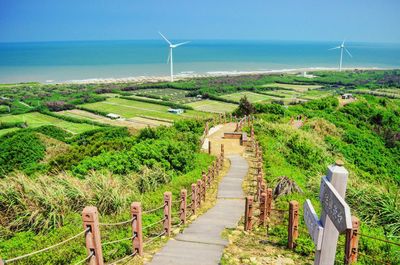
[1,0,399,43]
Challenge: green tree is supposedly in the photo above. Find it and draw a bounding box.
[234,96,255,117]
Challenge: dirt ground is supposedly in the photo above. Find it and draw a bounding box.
[202,122,246,155]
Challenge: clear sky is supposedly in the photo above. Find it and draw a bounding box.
[1,0,399,43]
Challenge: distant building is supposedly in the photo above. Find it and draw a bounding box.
[106,113,121,119]
[341,93,353,99]
[196,95,202,99]
[168,108,184,114]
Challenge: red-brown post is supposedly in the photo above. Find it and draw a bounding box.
[0,258,4,265]
[191,183,197,215]
[266,188,272,217]
[260,182,266,202]
[344,216,360,265]
[207,168,212,186]
[208,140,212,154]
[251,125,254,139]
[164,192,172,236]
[197,180,203,208]
[244,196,254,231]
[205,122,209,135]
[221,144,225,159]
[259,192,267,226]
[82,206,104,265]
[288,200,299,249]
[201,173,207,201]
[256,175,262,201]
[180,189,187,225]
[131,202,143,256]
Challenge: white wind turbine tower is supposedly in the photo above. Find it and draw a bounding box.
[329,40,352,71]
[159,32,190,82]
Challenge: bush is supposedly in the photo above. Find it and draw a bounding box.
[138,165,172,193]
[0,131,46,177]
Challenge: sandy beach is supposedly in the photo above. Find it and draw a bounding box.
[61,66,387,85]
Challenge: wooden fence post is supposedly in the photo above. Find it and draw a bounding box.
[0,258,4,265]
[256,175,262,201]
[288,200,299,249]
[197,180,202,208]
[164,192,172,236]
[131,202,143,256]
[221,144,224,159]
[191,183,197,215]
[344,216,360,265]
[205,122,209,135]
[180,189,187,225]
[244,196,254,231]
[207,168,212,186]
[82,206,104,265]
[201,173,207,201]
[208,141,212,154]
[259,192,267,226]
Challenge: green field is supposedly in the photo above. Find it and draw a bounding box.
[130,88,197,104]
[81,97,210,121]
[186,99,238,113]
[0,127,20,136]
[221,91,274,103]
[0,112,99,134]
[261,83,322,91]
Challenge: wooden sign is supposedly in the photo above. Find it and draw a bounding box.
[304,199,324,250]
[319,176,352,233]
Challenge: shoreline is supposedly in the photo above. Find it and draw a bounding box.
[60,66,391,85]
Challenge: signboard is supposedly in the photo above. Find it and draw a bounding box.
[319,176,352,233]
[304,199,324,250]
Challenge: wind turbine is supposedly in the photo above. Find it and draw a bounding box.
[159,32,190,82]
[329,40,352,71]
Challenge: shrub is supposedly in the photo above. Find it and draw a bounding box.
[0,131,46,177]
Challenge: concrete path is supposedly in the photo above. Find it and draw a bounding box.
[148,155,248,265]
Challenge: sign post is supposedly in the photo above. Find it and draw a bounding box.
[303,161,352,265]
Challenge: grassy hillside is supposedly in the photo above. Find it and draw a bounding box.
[232,95,399,264]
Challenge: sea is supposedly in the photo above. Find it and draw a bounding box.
[0,40,399,83]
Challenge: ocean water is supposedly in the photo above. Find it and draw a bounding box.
[0,40,399,83]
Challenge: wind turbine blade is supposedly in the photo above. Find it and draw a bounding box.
[159,32,172,45]
[328,46,341,50]
[174,41,191,47]
[345,48,352,58]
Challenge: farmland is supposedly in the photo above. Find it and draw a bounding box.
[186,99,238,113]
[0,112,99,134]
[261,82,322,92]
[221,91,275,103]
[129,88,198,104]
[80,97,210,121]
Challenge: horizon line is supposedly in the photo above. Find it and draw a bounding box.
[1,38,400,45]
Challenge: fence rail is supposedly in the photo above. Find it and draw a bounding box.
[244,135,400,265]
[0,124,225,265]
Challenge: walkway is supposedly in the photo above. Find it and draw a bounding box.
[148,154,249,265]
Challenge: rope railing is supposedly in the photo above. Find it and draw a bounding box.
[143,203,167,215]
[2,228,89,264]
[1,131,226,265]
[73,250,95,265]
[143,217,166,231]
[99,217,135,227]
[356,232,400,247]
[102,235,137,246]
[144,231,167,246]
[106,250,138,265]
